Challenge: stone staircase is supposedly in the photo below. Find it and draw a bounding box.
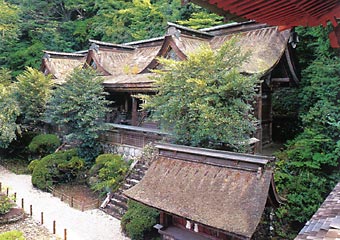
[100,162,149,219]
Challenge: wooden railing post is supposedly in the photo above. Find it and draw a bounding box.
[53,220,56,234]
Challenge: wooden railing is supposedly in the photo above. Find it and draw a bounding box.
[101,124,171,148]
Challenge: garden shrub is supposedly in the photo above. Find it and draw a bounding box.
[89,154,129,193]
[28,134,60,157]
[121,200,160,240]
[30,149,85,190]
[0,230,25,240]
[0,194,14,215]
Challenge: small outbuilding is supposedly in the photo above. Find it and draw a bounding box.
[124,143,283,240]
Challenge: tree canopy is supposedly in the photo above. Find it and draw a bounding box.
[45,68,110,162]
[274,26,340,238]
[14,67,52,127]
[143,39,260,151]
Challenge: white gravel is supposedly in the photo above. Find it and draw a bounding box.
[0,165,130,240]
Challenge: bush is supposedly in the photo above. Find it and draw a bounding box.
[89,154,129,193]
[30,149,85,190]
[121,200,160,240]
[0,194,14,215]
[28,134,60,157]
[0,230,25,240]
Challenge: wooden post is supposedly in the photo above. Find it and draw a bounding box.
[64,229,67,240]
[61,193,64,201]
[6,188,9,196]
[41,212,44,225]
[30,205,32,216]
[53,220,56,234]
[81,201,84,212]
[21,198,24,210]
[131,97,138,126]
[0,182,2,192]
[97,199,100,208]
[14,193,16,202]
[71,197,73,207]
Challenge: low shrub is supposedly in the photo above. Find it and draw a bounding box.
[30,149,85,190]
[0,230,25,240]
[0,194,14,215]
[121,200,160,240]
[28,134,60,158]
[89,154,129,194]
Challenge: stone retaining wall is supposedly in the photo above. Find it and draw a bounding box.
[101,143,143,161]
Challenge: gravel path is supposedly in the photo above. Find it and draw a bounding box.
[0,165,129,240]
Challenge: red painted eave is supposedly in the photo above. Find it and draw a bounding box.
[186,0,340,47]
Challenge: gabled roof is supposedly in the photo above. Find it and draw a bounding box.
[295,182,340,240]
[86,39,163,77]
[124,143,283,239]
[41,50,87,84]
[210,26,291,74]
[42,21,298,89]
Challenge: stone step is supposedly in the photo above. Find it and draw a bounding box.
[129,172,143,181]
[102,204,126,220]
[111,192,128,203]
[110,198,128,210]
[122,183,132,190]
[134,164,148,172]
[126,178,140,186]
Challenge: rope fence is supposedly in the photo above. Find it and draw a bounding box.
[0,182,68,240]
[46,186,101,212]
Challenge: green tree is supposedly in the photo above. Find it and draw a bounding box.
[274,29,340,237]
[177,11,223,29]
[0,86,20,149]
[45,68,110,162]
[14,67,52,127]
[142,39,259,151]
[0,1,20,50]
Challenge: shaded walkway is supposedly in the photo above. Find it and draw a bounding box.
[0,165,129,240]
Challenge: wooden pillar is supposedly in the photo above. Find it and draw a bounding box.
[124,95,129,112]
[131,97,138,126]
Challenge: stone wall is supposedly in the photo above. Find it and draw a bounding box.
[101,143,143,161]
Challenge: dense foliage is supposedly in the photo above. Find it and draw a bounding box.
[0,230,25,240]
[142,39,260,151]
[28,134,61,158]
[274,26,340,238]
[89,154,129,194]
[121,200,160,240]
[45,68,110,162]
[29,149,85,190]
[1,0,221,77]
[14,67,52,127]
[0,86,20,149]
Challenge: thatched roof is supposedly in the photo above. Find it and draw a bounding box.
[102,73,156,92]
[42,21,296,90]
[295,182,340,240]
[41,51,87,84]
[210,26,290,74]
[124,143,282,239]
